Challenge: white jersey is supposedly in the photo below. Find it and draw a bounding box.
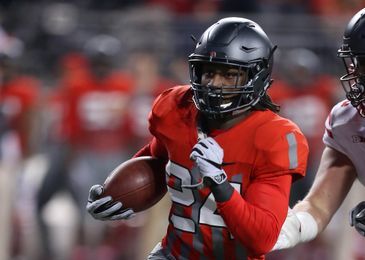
[323,100,365,185]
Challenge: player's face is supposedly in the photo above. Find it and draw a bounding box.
[201,63,248,90]
[190,61,255,118]
[199,63,248,109]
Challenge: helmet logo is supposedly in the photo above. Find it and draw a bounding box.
[241,45,258,53]
[209,51,217,61]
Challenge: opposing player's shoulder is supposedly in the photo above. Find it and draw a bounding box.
[327,100,358,128]
[323,100,360,157]
[150,85,193,119]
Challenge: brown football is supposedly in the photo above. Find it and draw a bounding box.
[102,156,167,212]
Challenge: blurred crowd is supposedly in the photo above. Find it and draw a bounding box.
[0,0,363,16]
[0,0,364,260]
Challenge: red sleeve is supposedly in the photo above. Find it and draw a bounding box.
[133,136,168,160]
[216,120,308,256]
[254,128,308,181]
[216,173,292,256]
[133,87,183,159]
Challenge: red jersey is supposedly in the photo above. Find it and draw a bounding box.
[55,71,133,152]
[141,85,308,260]
[0,76,40,156]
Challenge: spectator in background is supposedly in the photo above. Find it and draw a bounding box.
[309,0,365,17]
[35,52,91,260]
[36,35,141,260]
[219,0,259,13]
[167,55,189,85]
[258,0,311,14]
[145,0,221,17]
[0,47,41,259]
[125,50,176,149]
[0,54,41,159]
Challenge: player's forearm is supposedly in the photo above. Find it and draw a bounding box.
[216,174,293,255]
[272,205,318,251]
[299,146,358,233]
[293,199,329,234]
[217,190,280,256]
[272,194,336,251]
[209,180,234,202]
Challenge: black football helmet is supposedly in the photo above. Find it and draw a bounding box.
[338,8,365,117]
[189,17,276,118]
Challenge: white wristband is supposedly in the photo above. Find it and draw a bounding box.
[297,211,318,243]
[272,210,318,251]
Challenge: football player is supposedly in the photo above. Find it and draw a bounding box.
[87,17,309,260]
[272,8,365,251]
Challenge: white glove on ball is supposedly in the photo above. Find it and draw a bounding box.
[86,184,135,221]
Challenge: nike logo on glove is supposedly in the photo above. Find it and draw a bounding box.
[197,157,236,168]
[199,157,222,169]
[222,161,235,166]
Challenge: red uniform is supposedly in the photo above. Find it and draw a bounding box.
[0,76,40,157]
[55,71,134,153]
[137,85,309,259]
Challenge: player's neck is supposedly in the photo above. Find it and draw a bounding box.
[201,111,251,132]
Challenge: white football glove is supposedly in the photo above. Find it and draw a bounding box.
[272,208,318,251]
[86,184,135,221]
[185,137,227,188]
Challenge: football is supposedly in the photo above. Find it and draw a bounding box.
[102,156,167,212]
